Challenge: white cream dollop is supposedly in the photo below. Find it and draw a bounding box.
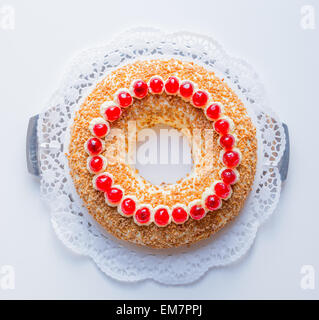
[133,204,154,226]
[92,172,114,190]
[104,185,125,207]
[89,117,110,138]
[117,195,139,217]
[86,155,107,174]
[153,205,172,227]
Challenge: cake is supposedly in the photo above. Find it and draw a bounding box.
[68,59,257,249]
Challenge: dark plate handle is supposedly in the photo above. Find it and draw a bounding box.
[26,115,40,176]
[278,123,289,182]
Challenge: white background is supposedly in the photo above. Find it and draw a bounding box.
[0,0,318,299]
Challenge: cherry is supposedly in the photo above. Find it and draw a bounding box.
[189,204,206,220]
[172,207,188,224]
[135,207,151,224]
[192,90,209,108]
[149,77,164,94]
[179,81,194,99]
[221,168,237,185]
[214,182,231,199]
[154,208,170,226]
[95,174,112,192]
[104,105,122,122]
[86,138,103,155]
[121,198,136,216]
[206,103,222,120]
[117,91,133,108]
[214,119,231,135]
[93,123,108,138]
[205,195,221,211]
[133,80,148,99]
[89,156,104,173]
[219,134,235,150]
[222,150,241,168]
[165,76,180,94]
[106,187,123,204]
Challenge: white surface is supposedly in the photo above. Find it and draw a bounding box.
[0,0,318,299]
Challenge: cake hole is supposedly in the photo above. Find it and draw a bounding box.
[134,124,193,185]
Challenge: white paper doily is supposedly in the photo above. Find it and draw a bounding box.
[37,28,286,284]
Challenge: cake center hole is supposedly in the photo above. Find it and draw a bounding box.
[134,124,193,185]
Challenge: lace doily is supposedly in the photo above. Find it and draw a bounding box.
[37,28,286,284]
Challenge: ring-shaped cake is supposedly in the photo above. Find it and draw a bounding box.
[68,59,257,248]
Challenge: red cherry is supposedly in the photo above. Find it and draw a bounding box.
[135,207,151,224]
[154,208,170,226]
[206,103,222,120]
[219,134,235,150]
[172,207,188,224]
[106,187,123,204]
[222,150,241,168]
[86,138,103,155]
[121,198,136,216]
[214,119,231,135]
[117,91,132,108]
[214,182,231,199]
[165,76,180,94]
[179,81,194,99]
[93,123,108,138]
[190,204,206,220]
[89,156,104,173]
[95,174,112,192]
[221,169,237,185]
[149,77,164,94]
[205,195,221,211]
[192,90,209,108]
[104,105,122,122]
[133,80,148,99]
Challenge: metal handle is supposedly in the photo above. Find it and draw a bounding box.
[278,123,289,182]
[26,114,40,176]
